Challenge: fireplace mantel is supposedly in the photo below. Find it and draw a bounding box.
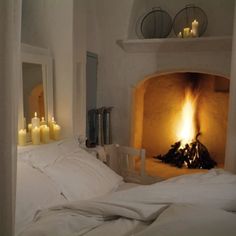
[117,36,232,53]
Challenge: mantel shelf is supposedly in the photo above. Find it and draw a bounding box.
[117,36,232,53]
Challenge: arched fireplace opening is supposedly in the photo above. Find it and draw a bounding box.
[131,72,229,177]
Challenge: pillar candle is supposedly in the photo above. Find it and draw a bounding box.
[53,124,61,140]
[192,19,199,37]
[18,129,27,146]
[40,117,46,126]
[32,126,40,145]
[28,123,32,134]
[183,27,190,38]
[49,117,56,139]
[41,125,50,143]
[177,32,182,38]
[32,112,40,128]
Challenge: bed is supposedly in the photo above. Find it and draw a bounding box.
[16,139,236,236]
[16,138,126,235]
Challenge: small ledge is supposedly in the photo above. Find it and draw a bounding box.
[117,36,232,53]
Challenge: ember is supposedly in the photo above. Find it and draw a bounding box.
[154,134,217,169]
[154,82,217,169]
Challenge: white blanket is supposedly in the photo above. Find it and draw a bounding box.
[19,170,236,236]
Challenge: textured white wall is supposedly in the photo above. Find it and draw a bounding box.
[95,0,234,145]
[225,3,236,174]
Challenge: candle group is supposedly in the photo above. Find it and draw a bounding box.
[178,19,199,38]
[18,114,61,146]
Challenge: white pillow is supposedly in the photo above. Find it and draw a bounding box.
[44,152,123,201]
[16,161,67,235]
[17,138,80,170]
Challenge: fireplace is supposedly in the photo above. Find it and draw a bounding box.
[131,72,229,175]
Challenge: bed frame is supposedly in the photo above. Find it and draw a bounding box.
[104,144,163,184]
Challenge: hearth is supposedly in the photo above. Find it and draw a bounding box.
[153,80,217,169]
[132,72,229,171]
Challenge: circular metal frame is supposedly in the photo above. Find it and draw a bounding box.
[172,4,208,37]
[137,7,172,39]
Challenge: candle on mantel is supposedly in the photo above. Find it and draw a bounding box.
[32,126,40,145]
[192,19,199,37]
[49,117,56,139]
[53,124,61,140]
[32,112,40,128]
[183,27,190,38]
[28,123,32,134]
[177,32,182,38]
[41,125,50,143]
[18,129,27,146]
[40,117,46,126]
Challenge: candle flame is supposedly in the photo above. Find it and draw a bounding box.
[177,89,197,146]
[34,112,37,117]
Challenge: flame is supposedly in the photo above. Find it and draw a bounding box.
[177,89,197,146]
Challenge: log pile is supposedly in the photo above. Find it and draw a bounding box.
[153,134,217,169]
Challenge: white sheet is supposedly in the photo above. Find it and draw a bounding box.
[15,161,67,235]
[16,139,123,234]
[18,169,236,236]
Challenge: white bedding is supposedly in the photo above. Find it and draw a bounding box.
[18,169,236,236]
[16,138,123,235]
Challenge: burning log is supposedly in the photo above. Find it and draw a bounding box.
[153,133,217,169]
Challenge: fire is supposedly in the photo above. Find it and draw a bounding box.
[177,89,197,146]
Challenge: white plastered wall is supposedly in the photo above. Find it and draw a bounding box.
[225,3,236,174]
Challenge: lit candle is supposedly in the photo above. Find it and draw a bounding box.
[190,29,193,37]
[177,32,182,38]
[40,117,46,126]
[18,129,27,146]
[192,19,199,37]
[53,124,61,140]
[32,126,40,145]
[49,117,56,139]
[183,27,190,38]
[32,112,40,128]
[28,123,32,134]
[41,125,50,143]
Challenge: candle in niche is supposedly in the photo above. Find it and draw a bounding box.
[28,123,32,134]
[53,124,61,140]
[32,126,40,145]
[40,117,46,126]
[49,117,56,139]
[32,112,40,128]
[41,125,50,143]
[18,129,27,146]
[192,19,199,37]
[183,27,190,38]
[177,32,182,38]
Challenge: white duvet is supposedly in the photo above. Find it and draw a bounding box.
[19,169,236,236]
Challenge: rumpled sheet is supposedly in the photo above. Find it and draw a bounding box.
[19,169,236,236]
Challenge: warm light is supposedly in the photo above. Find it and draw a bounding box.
[177,89,197,146]
[34,112,37,117]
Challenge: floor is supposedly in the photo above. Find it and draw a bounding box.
[136,158,224,180]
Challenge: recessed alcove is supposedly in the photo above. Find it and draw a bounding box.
[132,72,229,178]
